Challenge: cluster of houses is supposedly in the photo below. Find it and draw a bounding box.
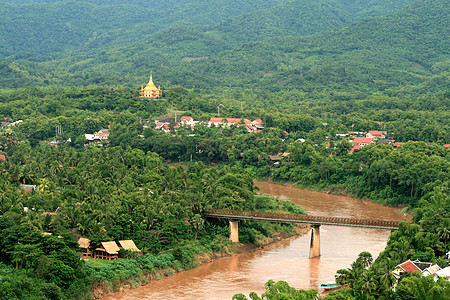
[78,238,142,260]
[394,259,450,284]
[153,116,264,133]
[341,130,406,153]
[0,117,23,129]
[84,128,110,145]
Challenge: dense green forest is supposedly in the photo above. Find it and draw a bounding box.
[0,0,413,58]
[0,0,449,298]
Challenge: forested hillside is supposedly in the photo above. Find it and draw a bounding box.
[0,0,449,299]
[206,0,414,46]
[1,0,447,100]
[0,0,412,58]
[0,0,283,57]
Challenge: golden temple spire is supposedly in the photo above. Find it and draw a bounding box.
[139,70,162,98]
[145,70,157,89]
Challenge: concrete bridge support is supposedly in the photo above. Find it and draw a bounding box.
[309,225,321,258]
[229,220,239,243]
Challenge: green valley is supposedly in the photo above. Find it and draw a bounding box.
[0,0,448,299]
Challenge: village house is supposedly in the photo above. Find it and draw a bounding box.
[208,118,252,127]
[180,116,199,129]
[348,145,363,153]
[393,259,450,283]
[19,184,37,192]
[376,139,394,145]
[365,130,386,139]
[85,128,110,144]
[78,238,142,259]
[351,137,374,147]
[180,116,193,124]
[421,264,442,277]
[155,117,263,133]
[78,238,93,258]
[393,260,434,278]
[0,154,5,161]
[252,119,264,130]
[155,122,171,133]
[93,241,120,260]
[393,142,406,149]
[118,240,142,255]
[434,266,450,281]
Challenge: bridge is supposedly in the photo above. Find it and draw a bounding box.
[204,209,403,258]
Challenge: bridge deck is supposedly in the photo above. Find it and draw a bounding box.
[204,209,403,230]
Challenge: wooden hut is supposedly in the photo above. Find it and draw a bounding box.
[93,241,120,260]
[78,237,93,258]
[118,240,142,255]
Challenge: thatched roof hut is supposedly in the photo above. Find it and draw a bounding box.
[94,241,120,260]
[77,237,93,257]
[118,240,142,253]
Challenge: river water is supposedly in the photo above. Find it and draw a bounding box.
[102,181,410,300]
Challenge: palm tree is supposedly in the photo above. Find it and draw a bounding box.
[357,251,373,269]
[361,270,378,300]
[437,218,450,252]
[379,257,397,292]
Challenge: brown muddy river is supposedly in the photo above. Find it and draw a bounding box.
[102,181,410,299]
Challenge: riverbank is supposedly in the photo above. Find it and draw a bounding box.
[92,224,310,299]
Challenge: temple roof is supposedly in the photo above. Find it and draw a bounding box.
[144,72,158,90]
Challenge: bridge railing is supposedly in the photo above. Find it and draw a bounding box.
[204,209,403,229]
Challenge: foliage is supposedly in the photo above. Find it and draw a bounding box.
[233,280,319,300]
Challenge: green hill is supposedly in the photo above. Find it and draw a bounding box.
[0,0,414,58]
[0,0,448,100]
[0,0,284,57]
[206,0,414,46]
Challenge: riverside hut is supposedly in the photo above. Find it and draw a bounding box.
[118,240,142,255]
[94,241,120,260]
[78,238,93,258]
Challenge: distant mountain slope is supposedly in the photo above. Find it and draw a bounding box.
[0,0,448,100]
[0,0,284,57]
[169,0,448,95]
[0,0,413,58]
[206,0,414,46]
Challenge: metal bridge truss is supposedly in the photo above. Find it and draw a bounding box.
[204,209,402,230]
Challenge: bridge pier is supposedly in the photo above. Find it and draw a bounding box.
[309,225,320,258]
[229,220,239,243]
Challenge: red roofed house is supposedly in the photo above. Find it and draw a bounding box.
[181,116,193,122]
[393,260,433,278]
[366,131,385,139]
[252,119,264,130]
[444,144,450,149]
[351,137,373,147]
[208,118,252,127]
[94,129,109,141]
[0,154,5,161]
[85,128,110,144]
[180,116,197,127]
[393,142,406,149]
[244,124,256,132]
[348,145,363,153]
